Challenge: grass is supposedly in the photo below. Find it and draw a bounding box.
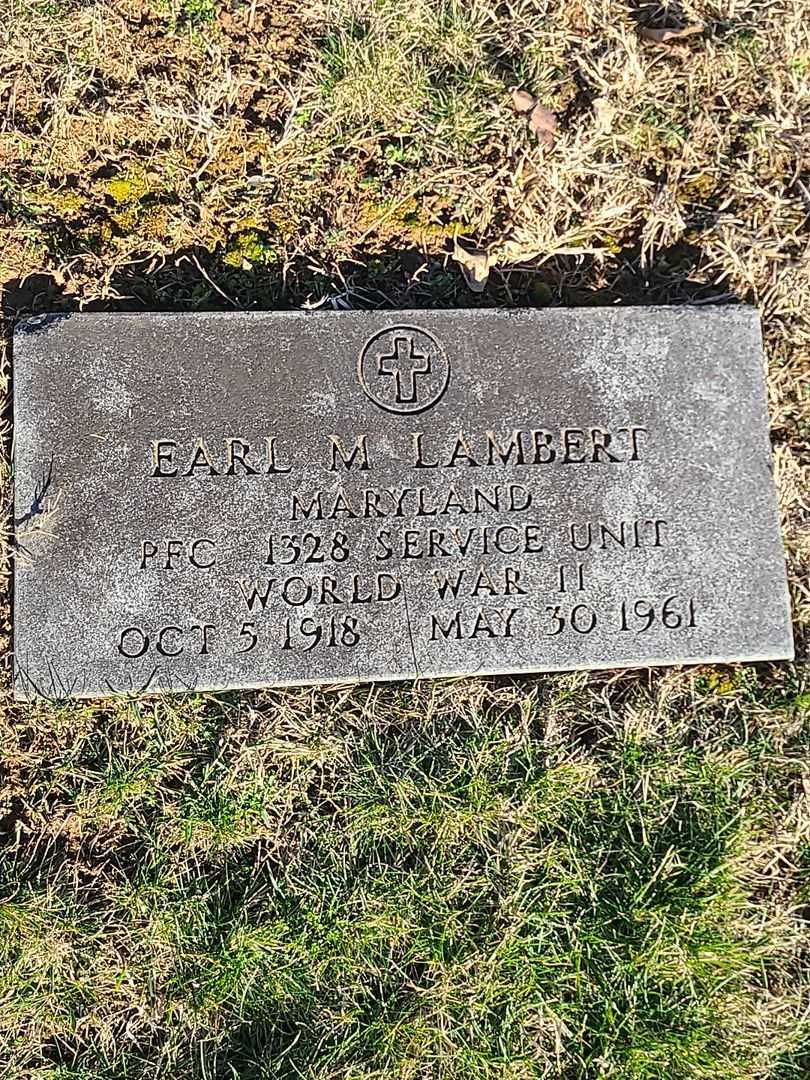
[0,678,808,1077]
[1,0,809,1075]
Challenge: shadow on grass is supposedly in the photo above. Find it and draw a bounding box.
[2,230,736,319]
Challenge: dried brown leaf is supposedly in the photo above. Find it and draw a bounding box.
[528,103,558,147]
[638,23,704,44]
[452,240,490,293]
[511,88,537,113]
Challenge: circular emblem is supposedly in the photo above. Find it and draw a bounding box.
[358,325,450,414]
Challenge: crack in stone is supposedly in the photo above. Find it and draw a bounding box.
[400,578,420,678]
[14,456,54,529]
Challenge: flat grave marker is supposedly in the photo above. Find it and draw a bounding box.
[12,306,793,699]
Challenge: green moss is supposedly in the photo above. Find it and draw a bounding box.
[106,170,149,205]
[24,187,86,218]
[182,0,216,23]
[109,205,140,233]
[600,232,623,255]
[698,668,757,697]
[682,173,717,201]
[222,229,278,268]
[530,280,553,305]
[153,0,217,26]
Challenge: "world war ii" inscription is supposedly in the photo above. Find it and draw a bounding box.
[13,307,793,699]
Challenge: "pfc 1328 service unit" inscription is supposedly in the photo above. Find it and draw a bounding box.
[13,307,793,699]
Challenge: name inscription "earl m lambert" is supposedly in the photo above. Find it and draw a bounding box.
[12,307,793,699]
[147,425,649,477]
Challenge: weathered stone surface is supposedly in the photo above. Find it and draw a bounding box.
[13,306,793,699]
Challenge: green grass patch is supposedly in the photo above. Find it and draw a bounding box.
[1,678,807,1076]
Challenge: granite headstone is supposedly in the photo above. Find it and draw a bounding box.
[13,306,793,698]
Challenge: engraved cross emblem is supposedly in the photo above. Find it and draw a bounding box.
[377,335,432,405]
[359,324,450,414]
